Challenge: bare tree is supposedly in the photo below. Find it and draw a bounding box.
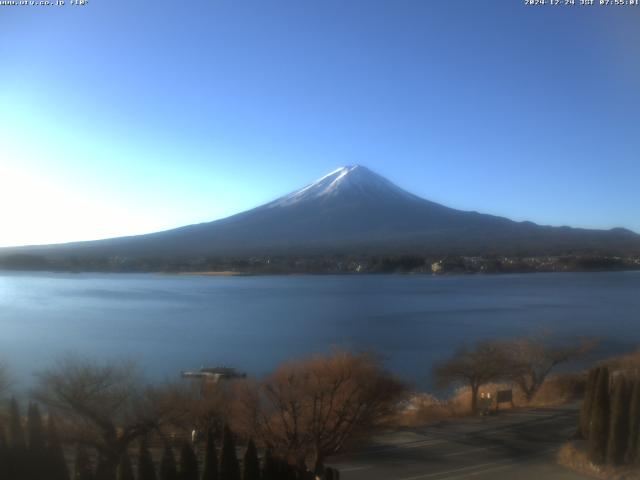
[500,334,596,401]
[155,380,231,440]
[233,349,406,473]
[33,356,186,475]
[434,341,510,414]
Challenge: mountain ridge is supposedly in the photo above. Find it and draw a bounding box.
[1,165,639,264]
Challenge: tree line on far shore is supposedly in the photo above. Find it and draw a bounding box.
[1,252,638,275]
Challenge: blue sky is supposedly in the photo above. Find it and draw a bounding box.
[1,0,639,247]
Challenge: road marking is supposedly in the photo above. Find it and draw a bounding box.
[436,448,557,480]
[502,411,561,417]
[368,439,446,453]
[439,462,519,479]
[443,448,488,457]
[454,415,575,438]
[339,465,372,472]
[397,448,556,480]
[399,440,446,449]
[334,407,579,479]
[398,461,508,480]
[361,411,577,454]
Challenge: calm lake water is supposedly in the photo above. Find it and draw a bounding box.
[1,271,639,390]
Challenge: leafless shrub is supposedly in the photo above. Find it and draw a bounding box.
[32,356,187,473]
[499,334,595,401]
[232,349,407,471]
[155,379,232,442]
[434,341,511,414]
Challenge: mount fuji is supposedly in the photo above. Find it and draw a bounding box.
[2,165,639,263]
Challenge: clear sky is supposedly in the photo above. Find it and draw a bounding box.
[1,0,639,247]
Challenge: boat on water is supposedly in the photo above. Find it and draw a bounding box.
[181,365,247,382]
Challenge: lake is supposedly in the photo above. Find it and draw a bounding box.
[1,271,638,391]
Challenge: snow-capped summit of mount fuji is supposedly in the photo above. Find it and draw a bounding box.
[266,165,418,208]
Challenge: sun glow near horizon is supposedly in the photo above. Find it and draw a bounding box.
[0,119,185,247]
[0,161,170,248]
[0,109,262,248]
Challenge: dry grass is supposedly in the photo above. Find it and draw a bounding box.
[557,441,640,480]
[395,393,465,426]
[600,350,640,374]
[529,372,586,406]
[396,385,510,427]
[396,373,587,427]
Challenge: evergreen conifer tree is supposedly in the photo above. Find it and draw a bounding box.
[628,380,640,464]
[201,429,218,480]
[117,452,135,480]
[27,403,46,452]
[0,427,9,480]
[160,444,178,480]
[95,455,117,480]
[313,454,325,479]
[579,368,599,439]
[75,446,95,480]
[219,426,240,480]
[9,398,26,449]
[277,458,295,480]
[138,438,157,480]
[242,439,260,480]
[9,398,27,479]
[260,449,276,480]
[179,441,199,480]
[607,376,630,465]
[27,403,47,480]
[273,458,285,480]
[47,414,70,480]
[588,366,610,464]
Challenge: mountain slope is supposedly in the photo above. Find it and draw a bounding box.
[3,165,640,260]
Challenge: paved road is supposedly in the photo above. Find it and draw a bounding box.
[329,405,590,480]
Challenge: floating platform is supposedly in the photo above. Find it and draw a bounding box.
[181,366,247,382]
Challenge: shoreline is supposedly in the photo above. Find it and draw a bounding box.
[173,270,252,277]
[1,267,640,277]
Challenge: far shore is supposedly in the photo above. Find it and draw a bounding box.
[173,270,252,277]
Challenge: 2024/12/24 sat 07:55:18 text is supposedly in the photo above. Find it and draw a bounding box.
[525,0,638,6]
